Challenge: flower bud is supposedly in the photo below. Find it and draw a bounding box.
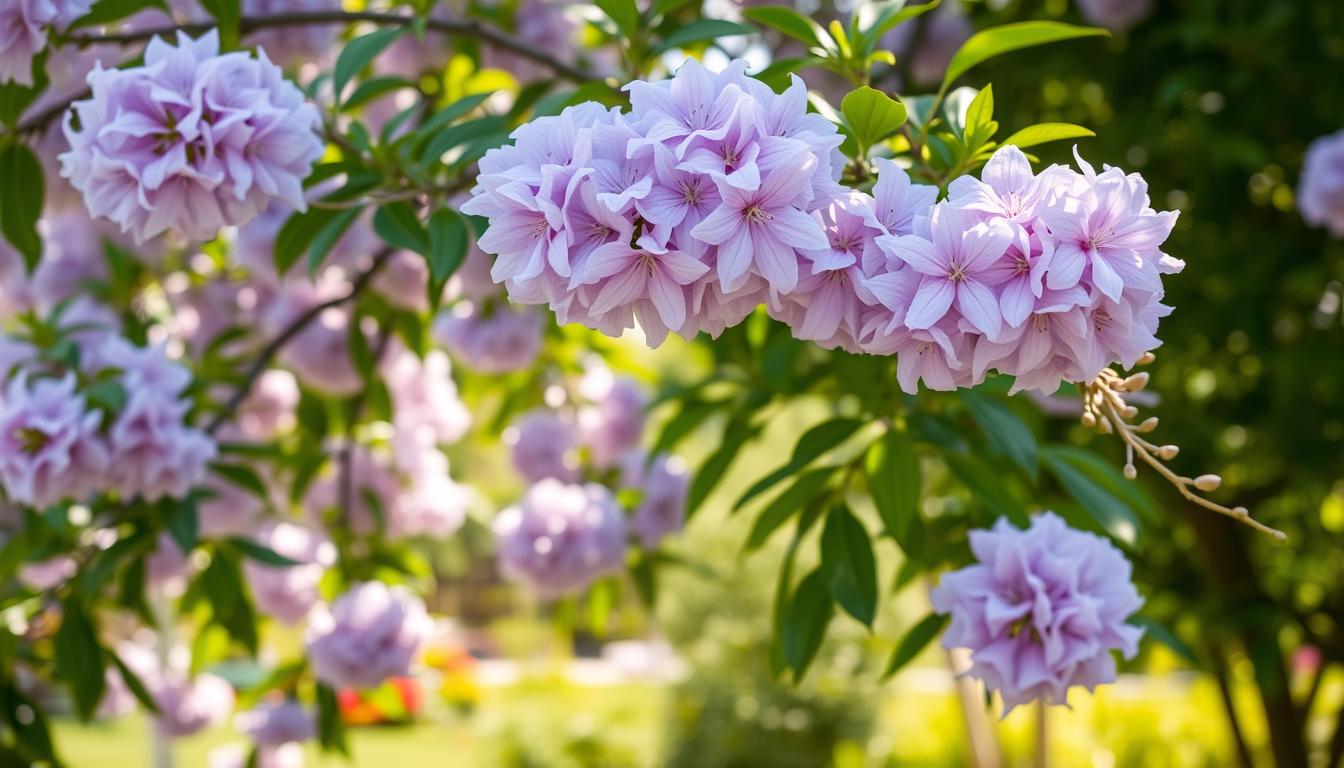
[1123,464,1137,480]
[1158,445,1180,460]
[1193,474,1222,492]
[1124,372,1150,391]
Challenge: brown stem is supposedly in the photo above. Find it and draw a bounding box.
[204,247,394,436]
[18,9,616,137]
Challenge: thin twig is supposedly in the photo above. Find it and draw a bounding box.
[62,10,612,85]
[17,9,616,138]
[205,247,394,435]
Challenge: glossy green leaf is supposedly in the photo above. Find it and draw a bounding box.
[840,87,907,154]
[373,202,429,256]
[779,568,834,681]
[54,598,107,720]
[960,389,1037,478]
[0,145,44,271]
[655,19,755,52]
[223,537,301,567]
[1041,446,1141,546]
[210,462,269,499]
[883,613,949,678]
[73,0,169,28]
[734,417,864,509]
[820,505,878,626]
[333,27,404,102]
[865,427,922,548]
[745,467,834,551]
[856,0,940,55]
[307,206,362,277]
[742,6,829,49]
[945,452,1028,525]
[1001,122,1096,149]
[687,420,752,519]
[942,21,1109,89]
[316,683,350,755]
[595,0,640,36]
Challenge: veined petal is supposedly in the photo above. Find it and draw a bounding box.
[904,278,955,330]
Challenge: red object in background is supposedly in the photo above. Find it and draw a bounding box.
[336,676,422,726]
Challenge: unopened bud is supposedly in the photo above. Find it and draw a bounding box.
[1121,405,1139,419]
[1232,506,1249,518]
[1158,445,1180,460]
[1138,352,1156,365]
[1098,418,1113,434]
[1081,412,1097,428]
[1125,372,1150,391]
[1136,417,1159,433]
[1193,474,1222,492]
[1123,464,1137,480]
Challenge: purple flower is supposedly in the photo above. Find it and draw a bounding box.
[209,743,304,768]
[433,302,543,374]
[507,410,579,484]
[235,699,314,746]
[1299,129,1344,238]
[691,138,829,293]
[382,347,471,447]
[0,0,92,86]
[1075,0,1153,32]
[0,372,109,507]
[623,453,690,549]
[155,672,236,737]
[572,235,710,345]
[930,512,1144,714]
[880,203,1015,339]
[372,250,431,312]
[18,555,76,591]
[60,29,323,243]
[244,522,335,625]
[493,479,628,599]
[305,581,433,690]
[867,159,938,269]
[1038,150,1179,301]
[146,532,191,596]
[577,369,649,471]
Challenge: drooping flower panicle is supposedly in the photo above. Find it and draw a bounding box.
[468,61,1183,395]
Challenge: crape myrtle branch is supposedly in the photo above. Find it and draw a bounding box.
[63,10,613,85]
[14,8,617,138]
[205,247,396,436]
[1080,352,1288,541]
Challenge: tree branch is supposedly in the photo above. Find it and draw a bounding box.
[205,248,395,436]
[65,10,612,85]
[18,9,616,138]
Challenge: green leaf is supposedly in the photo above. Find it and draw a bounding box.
[223,538,299,567]
[418,92,496,136]
[108,649,160,714]
[779,568,834,681]
[883,613,948,678]
[742,5,829,49]
[595,0,640,36]
[686,420,752,519]
[426,208,468,298]
[419,115,509,164]
[0,682,56,763]
[649,400,720,458]
[945,452,1028,526]
[1000,122,1096,150]
[942,21,1109,89]
[333,27,405,102]
[734,417,864,509]
[200,548,258,654]
[960,389,1037,478]
[744,468,834,551]
[199,0,241,47]
[55,598,107,721]
[165,499,199,554]
[307,206,362,277]
[0,145,44,271]
[210,462,270,499]
[73,0,168,29]
[316,683,350,755]
[84,378,127,414]
[342,76,416,112]
[840,87,907,154]
[274,175,379,274]
[961,83,997,149]
[1130,615,1196,664]
[373,202,429,256]
[856,0,940,55]
[820,505,877,627]
[1041,446,1141,546]
[654,19,755,53]
[865,427,921,548]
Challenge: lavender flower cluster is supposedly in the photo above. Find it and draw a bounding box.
[467,60,1184,394]
[493,367,689,598]
[931,512,1144,713]
[0,336,215,508]
[59,30,323,244]
[0,0,92,86]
